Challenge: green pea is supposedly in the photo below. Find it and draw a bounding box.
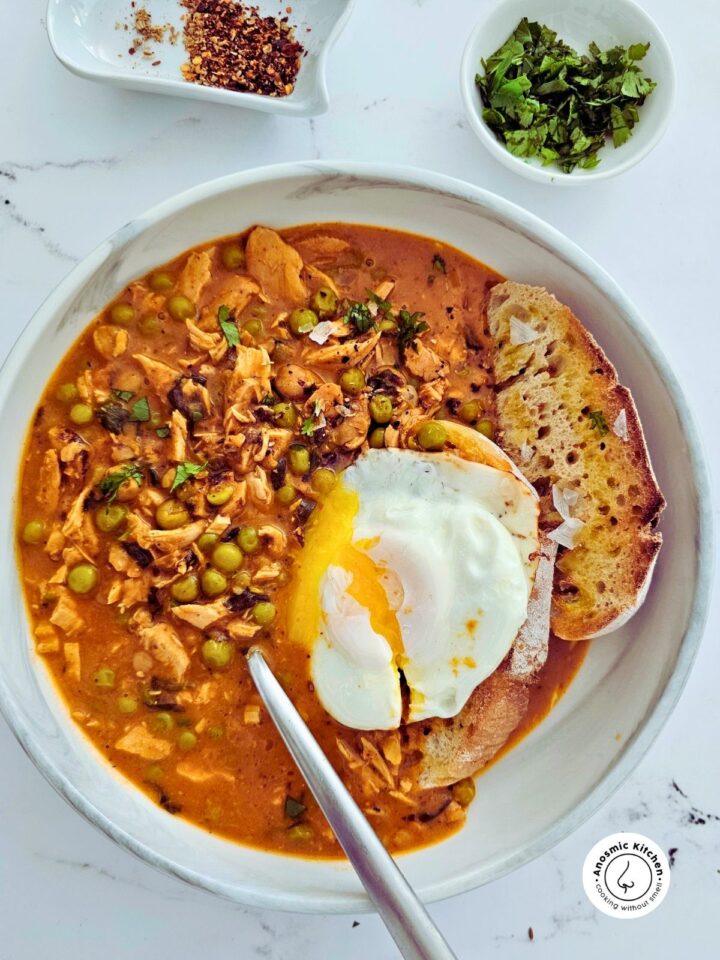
[95,503,128,533]
[273,402,297,429]
[156,500,190,530]
[150,712,175,735]
[417,421,447,451]
[311,286,337,317]
[68,563,98,595]
[177,730,197,752]
[144,764,164,783]
[379,318,398,333]
[197,532,219,554]
[149,272,174,293]
[201,568,228,598]
[55,382,78,403]
[288,307,318,336]
[171,575,200,603]
[69,403,94,426]
[288,823,313,841]
[243,318,263,339]
[206,483,235,507]
[311,467,337,494]
[369,427,386,449]
[117,693,139,714]
[211,542,243,574]
[201,638,235,670]
[288,443,311,476]
[166,295,195,322]
[237,525,260,554]
[275,484,296,506]
[221,243,246,270]
[22,519,45,545]
[252,601,276,627]
[451,777,476,807]
[93,667,115,690]
[369,395,393,424]
[110,303,135,325]
[138,313,161,336]
[458,400,482,424]
[208,724,224,739]
[339,368,365,396]
[476,419,495,440]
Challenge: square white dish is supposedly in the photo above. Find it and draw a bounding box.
[47,0,354,116]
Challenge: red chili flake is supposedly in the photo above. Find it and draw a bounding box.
[180,0,305,96]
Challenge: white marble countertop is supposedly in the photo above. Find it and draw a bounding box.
[1,1,718,956]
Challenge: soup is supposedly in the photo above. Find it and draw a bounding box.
[17,223,586,857]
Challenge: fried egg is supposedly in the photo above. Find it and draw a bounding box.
[287,443,539,730]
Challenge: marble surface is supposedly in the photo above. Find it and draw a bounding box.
[1,0,718,956]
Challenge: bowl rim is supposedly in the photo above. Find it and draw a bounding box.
[459,0,677,185]
[45,0,356,117]
[0,160,712,912]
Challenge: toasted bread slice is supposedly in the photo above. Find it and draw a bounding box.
[487,281,664,641]
[416,536,556,788]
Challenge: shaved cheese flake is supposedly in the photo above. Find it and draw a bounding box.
[510,315,540,345]
[520,441,534,463]
[308,320,340,345]
[367,300,379,318]
[613,408,629,442]
[548,516,585,550]
[552,483,580,521]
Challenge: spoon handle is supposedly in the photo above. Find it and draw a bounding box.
[247,649,458,960]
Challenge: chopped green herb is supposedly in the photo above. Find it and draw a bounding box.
[129,397,150,422]
[432,254,447,274]
[190,409,204,423]
[171,461,208,493]
[284,796,306,820]
[111,388,135,403]
[98,464,143,502]
[397,309,429,362]
[155,426,171,439]
[345,301,375,335]
[476,18,656,173]
[587,409,609,436]
[367,290,393,316]
[218,304,240,348]
[300,417,316,437]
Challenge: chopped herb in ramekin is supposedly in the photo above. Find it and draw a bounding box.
[476,18,656,173]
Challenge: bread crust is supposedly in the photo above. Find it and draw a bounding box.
[487,282,665,641]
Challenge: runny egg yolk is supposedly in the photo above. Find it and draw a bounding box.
[287,480,404,659]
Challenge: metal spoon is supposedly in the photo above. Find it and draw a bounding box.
[247,647,458,960]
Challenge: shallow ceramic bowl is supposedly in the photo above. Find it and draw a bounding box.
[0,163,710,912]
[47,0,354,116]
[461,0,675,184]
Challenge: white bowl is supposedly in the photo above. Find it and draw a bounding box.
[46,0,354,116]
[0,162,711,912]
[460,0,676,184]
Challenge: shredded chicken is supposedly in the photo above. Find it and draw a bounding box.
[134,617,189,681]
[304,330,381,367]
[115,724,173,760]
[93,325,128,360]
[245,226,308,304]
[133,354,182,393]
[176,248,215,303]
[404,340,449,381]
[170,410,188,462]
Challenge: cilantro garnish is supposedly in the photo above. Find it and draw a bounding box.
[587,410,609,436]
[98,464,144,502]
[476,19,656,172]
[129,397,150,422]
[367,290,393,316]
[171,461,208,493]
[155,426,171,439]
[111,388,134,403]
[397,309,429,362]
[345,302,375,335]
[300,417,316,437]
[218,304,240,348]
